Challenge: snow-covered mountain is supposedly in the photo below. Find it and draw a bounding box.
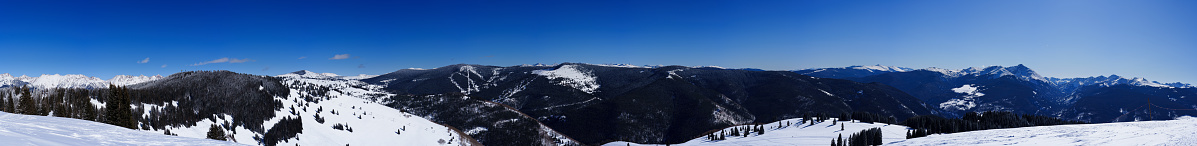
[0,73,163,88]
[888,116,1197,145]
[127,70,476,146]
[794,65,914,79]
[275,70,378,80]
[605,118,909,146]
[364,63,932,145]
[798,64,1197,122]
[0,111,241,145]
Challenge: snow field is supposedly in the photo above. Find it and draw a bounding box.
[605,118,910,146]
[0,111,241,146]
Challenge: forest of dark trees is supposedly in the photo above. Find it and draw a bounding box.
[0,71,297,146]
[902,111,1088,139]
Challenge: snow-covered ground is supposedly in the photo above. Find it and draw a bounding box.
[604,118,910,146]
[140,71,475,146]
[0,111,240,145]
[887,116,1197,146]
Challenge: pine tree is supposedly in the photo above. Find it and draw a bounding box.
[207,124,226,141]
[831,139,836,146]
[19,85,37,115]
[0,92,7,113]
[4,91,15,113]
[104,85,134,129]
[841,124,844,131]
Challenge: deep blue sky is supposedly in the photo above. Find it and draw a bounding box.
[1,0,1195,83]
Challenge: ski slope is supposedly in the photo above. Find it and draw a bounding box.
[604,118,910,146]
[0,111,240,146]
[140,71,476,146]
[887,116,1197,146]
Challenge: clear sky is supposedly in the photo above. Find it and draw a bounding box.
[1,0,1195,83]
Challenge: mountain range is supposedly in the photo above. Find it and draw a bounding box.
[795,64,1197,122]
[1,63,1192,145]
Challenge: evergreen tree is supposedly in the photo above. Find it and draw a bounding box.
[831,139,836,146]
[0,92,7,113]
[5,91,15,113]
[19,85,37,115]
[104,85,135,129]
[837,134,844,146]
[207,124,227,141]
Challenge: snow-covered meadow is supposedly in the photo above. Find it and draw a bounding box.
[0,111,241,145]
[605,118,910,146]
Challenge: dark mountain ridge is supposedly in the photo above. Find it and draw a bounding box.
[364,63,934,144]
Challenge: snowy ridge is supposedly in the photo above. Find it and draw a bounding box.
[1048,75,1182,89]
[0,111,241,145]
[139,72,477,146]
[276,70,378,80]
[605,118,909,146]
[889,116,1197,145]
[849,65,912,72]
[941,85,985,111]
[0,73,163,88]
[532,65,601,94]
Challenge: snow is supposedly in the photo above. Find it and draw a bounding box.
[588,63,651,68]
[819,89,836,96]
[941,85,984,110]
[532,65,601,94]
[0,111,241,145]
[604,118,909,146]
[888,116,1197,146]
[850,65,911,72]
[0,73,163,88]
[140,73,476,146]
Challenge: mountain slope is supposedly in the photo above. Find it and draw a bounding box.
[802,64,1195,122]
[0,111,240,145]
[363,63,933,144]
[604,118,909,146]
[888,116,1197,145]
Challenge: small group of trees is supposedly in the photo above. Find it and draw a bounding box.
[833,128,882,146]
[706,124,768,141]
[902,111,1088,138]
[839,112,896,124]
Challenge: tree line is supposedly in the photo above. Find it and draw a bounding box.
[903,111,1088,139]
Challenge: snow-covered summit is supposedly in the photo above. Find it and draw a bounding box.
[0,73,163,89]
[922,64,1049,82]
[849,65,913,72]
[277,70,378,80]
[1049,74,1183,89]
[109,75,166,86]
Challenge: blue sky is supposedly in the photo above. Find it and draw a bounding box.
[1,0,1195,83]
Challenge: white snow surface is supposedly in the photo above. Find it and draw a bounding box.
[0,111,241,146]
[139,74,476,146]
[276,70,377,80]
[850,65,912,72]
[0,73,163,88]
[888,116,1197,146]
[941,84,984,110]
[604,118,909,146]
[532,65,600,94]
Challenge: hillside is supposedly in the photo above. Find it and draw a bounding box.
[0,111,240,145]
[604,117,909,146]
[888,116,1197,145]
[363,63,933,144]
